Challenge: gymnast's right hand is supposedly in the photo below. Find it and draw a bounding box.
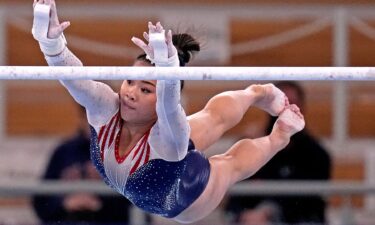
[132,22,180,67]
[32,0,70,56]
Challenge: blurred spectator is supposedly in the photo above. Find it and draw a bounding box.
[225,81,331,225]
[32,106,131,224]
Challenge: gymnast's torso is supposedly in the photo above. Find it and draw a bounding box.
[90,110,211,218]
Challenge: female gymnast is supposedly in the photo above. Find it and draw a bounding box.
[32,0,305,223]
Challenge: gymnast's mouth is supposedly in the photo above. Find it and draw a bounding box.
[122,101,136,110]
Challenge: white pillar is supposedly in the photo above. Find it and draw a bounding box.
[333,8,354,225]
[0,7,6,140]
[365,149,375,210]
[333,8,348,145]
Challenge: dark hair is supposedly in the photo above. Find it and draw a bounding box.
[136,33,200,66]
[172,33,200,66]
[136,33,200,90]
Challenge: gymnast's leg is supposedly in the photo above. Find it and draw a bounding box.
[188,83,288,151]
[174,104,304,223]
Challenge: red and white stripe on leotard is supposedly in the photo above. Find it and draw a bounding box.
[97,112,151,175]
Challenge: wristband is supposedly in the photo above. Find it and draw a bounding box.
[32,3,67,56]
[146,31,179,67]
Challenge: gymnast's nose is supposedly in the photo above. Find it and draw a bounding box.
[125,86,137,101]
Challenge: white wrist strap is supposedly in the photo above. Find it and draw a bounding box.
[146,31,179,67]
[32,3,66,56]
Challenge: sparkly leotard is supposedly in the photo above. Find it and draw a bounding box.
[90,110,210,218]
[46,47,211,218]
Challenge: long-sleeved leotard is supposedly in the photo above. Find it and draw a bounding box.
[46,48,210,218]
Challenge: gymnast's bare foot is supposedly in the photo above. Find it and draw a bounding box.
[274,104,305,136]
[251,84,288,116]
[269,104,305,150]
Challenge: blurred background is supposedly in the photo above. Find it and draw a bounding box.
[0,0,375,224]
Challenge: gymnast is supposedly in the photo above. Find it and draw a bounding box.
[32,0,305,223]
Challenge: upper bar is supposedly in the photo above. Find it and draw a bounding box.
[0,66,374,80]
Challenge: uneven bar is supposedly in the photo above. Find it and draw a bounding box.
[0,66,374,80]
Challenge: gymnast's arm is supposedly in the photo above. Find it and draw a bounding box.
[149,77,190,161]
[132,24,190,161]
[45,49,118,126]
[32,0,118,126]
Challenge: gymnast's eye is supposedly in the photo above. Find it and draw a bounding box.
[141,88,151,94]
[127,80,133,85]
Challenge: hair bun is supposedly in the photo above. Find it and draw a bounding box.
[172,33,200,66]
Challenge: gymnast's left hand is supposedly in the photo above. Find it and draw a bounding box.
[33,0,70,39]
[131,22,177,59]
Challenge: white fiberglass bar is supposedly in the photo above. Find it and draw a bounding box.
[0,66,375,80]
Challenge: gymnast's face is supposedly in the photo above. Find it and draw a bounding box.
[119,60,157,124]
[120,79,157,123]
